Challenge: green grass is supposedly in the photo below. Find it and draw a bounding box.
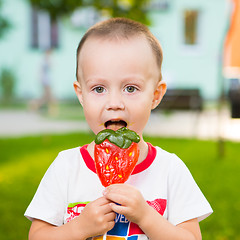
[0,133,240,239]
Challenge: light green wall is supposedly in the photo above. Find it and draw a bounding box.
[0,0,86,99]
[149,0,230,99]
[0,0,231,100]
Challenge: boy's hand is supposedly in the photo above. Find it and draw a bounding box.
[71,196,116,239]
[103,184,150,226]
[29,197,116,240]
[103,184,202,240]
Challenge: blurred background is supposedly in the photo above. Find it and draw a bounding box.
[0,0,240,239]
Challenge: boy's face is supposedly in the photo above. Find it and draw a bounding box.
[74,35,166,137]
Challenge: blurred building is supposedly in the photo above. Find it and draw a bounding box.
[0,0,230,101]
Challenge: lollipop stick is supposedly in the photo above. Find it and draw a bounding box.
[103,232,107,240]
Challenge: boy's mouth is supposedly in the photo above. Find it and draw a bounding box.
[104,120,127,131]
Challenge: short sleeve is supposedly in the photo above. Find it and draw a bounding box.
[167,155,213,225]
[24,153,68,226]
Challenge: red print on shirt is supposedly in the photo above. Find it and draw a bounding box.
[128,198,167,236]
[147,199,167,216]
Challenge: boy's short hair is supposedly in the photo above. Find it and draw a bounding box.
[76,17,163,81]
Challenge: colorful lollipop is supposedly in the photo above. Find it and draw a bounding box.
[94,127,140,240]
[94,127,140,187]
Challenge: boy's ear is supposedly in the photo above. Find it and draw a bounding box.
[151,81,167,110]
[73,81,83,106]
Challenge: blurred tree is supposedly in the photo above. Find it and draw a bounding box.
[0,68,16,104]
[28,0,151,24]
[0,0,11,38]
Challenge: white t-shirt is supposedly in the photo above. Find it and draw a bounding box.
[25,143,213,239]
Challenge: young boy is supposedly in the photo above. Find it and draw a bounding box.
[25,18,212,240]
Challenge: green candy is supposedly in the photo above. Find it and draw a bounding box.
[95,127,140,149]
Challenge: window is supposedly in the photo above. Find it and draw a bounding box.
[183,10,199,45]
[148,0,170,10]
[31,6,59,49]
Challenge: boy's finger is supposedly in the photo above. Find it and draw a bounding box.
[109,202,127,216]
[104,190,128,206]
[94,196,113,206]
[104,184,132,196]
[105,211,116,221]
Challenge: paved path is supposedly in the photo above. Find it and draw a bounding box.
[0,110,90,137]
[0,109,240,141]
[145,109,240,141]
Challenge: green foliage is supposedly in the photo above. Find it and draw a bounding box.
[0,133,240,239]
[0,68,16,103]
[28,0,151,24]
[0,0,11,38]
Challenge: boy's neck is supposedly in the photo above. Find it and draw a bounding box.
[87,139,149,165]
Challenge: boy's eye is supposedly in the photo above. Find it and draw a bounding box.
[94,86,105,93]
[125,86,136,93]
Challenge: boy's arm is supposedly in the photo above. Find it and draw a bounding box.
[29,197,116,240]
[136,204,201,240]
[104,184,202,240]
[29,219,78,240]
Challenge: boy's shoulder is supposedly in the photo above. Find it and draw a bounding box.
[51,146,82,169]
[58,146,81,157]
[154,145,179,161]
[154,145,187,170]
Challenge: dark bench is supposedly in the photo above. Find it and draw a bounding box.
[155,88,203,111]
[229,79,240,118]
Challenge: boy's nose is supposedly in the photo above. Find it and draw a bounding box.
[106,92,125,111]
